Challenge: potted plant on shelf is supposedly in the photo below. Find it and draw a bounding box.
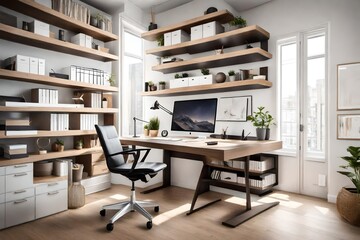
[148,81,157,91]
[336,146,360,226]
[148,117,160,137]
[75,139,83,150]
[156,35,164,46]
[159,81,166,90]
[53,138,64,152]
[174,73,181,79]
[247,106,273,140]
[144,124,149,136]
[227,16,247,31]
[228,70,236,81]
[201,68,210,75]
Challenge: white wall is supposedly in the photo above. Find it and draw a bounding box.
[142,0,360,201]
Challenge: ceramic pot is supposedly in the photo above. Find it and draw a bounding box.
[229,75,235,82]
[337,187,360,226]
[90,16,98,27]
[159,84,165,90]
[265,128,270,140]
[215,72,226,83]
[144,129,149,136]
[149,130,159,137]
[256,128,266,140]
[53,143,64,152]
[98,20,106,30]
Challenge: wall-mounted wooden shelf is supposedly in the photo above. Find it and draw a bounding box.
[142,10,234,41]
[0,69,118,92]
[0,24,118,62]
[0,147,103,167]
[0,106,118,113]
[0,130,97,139]
[0,0,118,42]
[152,48,272,73]
[146,25,270,57]
[142,79,272,96]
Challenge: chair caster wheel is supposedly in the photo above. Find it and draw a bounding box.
[146,221,152,229]
[100,209,106,216]
[154,206,159,212]
[106,223,114,231]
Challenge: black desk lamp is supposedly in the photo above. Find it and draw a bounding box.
[133,117,149,138]
[150,100,173,115]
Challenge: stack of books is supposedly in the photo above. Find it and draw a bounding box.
[83,92,102,108]
[31,113,69,131]
[0,119,38,136]
[61,65,110,86]
[70,114,98,130]
[1,144,28,159]
[31,88,59,104]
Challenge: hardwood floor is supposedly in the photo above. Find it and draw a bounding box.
[1,184,359,240]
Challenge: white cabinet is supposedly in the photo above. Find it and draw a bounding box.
[0,194,5,230]
[0,167,5,195]
[5,196,35,228]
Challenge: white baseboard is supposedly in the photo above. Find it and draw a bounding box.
[327,194,337,203]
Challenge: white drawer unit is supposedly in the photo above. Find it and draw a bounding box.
[164,32,172,46]
[0,194,4,230]
[202,21,224,38]
[5,171,33,192]
[5,196,35,228]
[36,188,67,219]
[191,25,203,41]
[6,187,34,202]
[188,75,213,86]
[170,78,189,88]
[0,167,4,175]
[0,175,4,195]
[35,180,67,195]
[6,163,33,175]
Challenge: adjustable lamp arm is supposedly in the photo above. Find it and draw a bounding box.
[133,117,149,138]
[150,100,173,115]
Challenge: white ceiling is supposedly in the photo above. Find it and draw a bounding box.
[82,0,271,14]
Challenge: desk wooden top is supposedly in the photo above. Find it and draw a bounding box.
[120,137,282,161]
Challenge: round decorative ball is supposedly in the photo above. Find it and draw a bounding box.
[215,72,226,83]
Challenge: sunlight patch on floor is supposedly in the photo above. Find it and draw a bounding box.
[109,194,128,200]
[259,193,303,209]
[314,206,329,215]
[153,203,191,225]
[224,196,262,207]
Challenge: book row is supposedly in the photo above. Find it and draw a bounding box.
[237,173,276,189]
[61,65,110,86]
[31,88,59,104]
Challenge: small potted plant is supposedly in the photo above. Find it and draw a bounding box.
[75,139,83,150]
[174,73,182,79]
[247,106,273,140]
[227,16,247,31]
[108,74,115,86]
[148,81,157,91]
[96,13,106,30]
[336,146,360,226]
[156,35,164,46]
[159,81,166,90]
[201,68,210,75]
[228,70,236,81]
[53,138,64,152]
[144,124,149,136]
[182,73,189,78]
[148,117,160,137]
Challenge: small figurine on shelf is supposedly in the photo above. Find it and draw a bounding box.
[221,127,228,139]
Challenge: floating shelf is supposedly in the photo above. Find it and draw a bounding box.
[0,130,97,139]
[0,106,118,113]
[152,48,272,73]
[0,147,103,167]
[146,25,270,57]
[141,79,272,96]
[0,23,118,62]
[142,10,234,41]
[0,0,118,42]
[0,69,118,92]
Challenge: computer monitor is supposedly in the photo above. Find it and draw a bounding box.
[171,98,218,133]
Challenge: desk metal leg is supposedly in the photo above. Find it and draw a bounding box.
[187,164,221,215]
[222,156,279,227]
[141,150,171,194]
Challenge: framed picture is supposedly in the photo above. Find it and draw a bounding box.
[217,96,252,122]
[338,62,360,110]
[338,114,360,140]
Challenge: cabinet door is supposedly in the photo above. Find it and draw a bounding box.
[36,189,67,219]
[5,197,35,228]
[0,203,4,230]
[0,176,5,194]
[6,187,34,202]
[35,180,67,195]
[6,171,33,192]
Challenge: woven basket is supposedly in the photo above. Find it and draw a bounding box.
[336,187,360,226]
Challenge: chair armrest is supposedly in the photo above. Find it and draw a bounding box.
[108,148,151,170]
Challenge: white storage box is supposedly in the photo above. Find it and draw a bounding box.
[203,21,224,38]
[53,160,69,176]
[4,55,30,73]
[171,30,190,45]
[71,33,86,47]
[189,75,213,86]
[85,35,93,49]
[29,20,50,37]
[164,32,172,46]
[29,57,38,74]
[220,172,237,182]
[38,58,45,75]
[191,25,203,41]
[170,78,189,88]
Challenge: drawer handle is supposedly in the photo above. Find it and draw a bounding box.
[14,165,27,168]
[14,199,27,204]
[14,190,26,194]
[48,191,59,196]
[14,173,27,177]
[48,183,58,187]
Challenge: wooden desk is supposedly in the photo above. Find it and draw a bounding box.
[120,137,282,227]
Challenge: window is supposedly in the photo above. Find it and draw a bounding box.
[277,27,327,161]
[121,21,144,136]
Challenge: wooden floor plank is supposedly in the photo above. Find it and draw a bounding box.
[0,185,359,240]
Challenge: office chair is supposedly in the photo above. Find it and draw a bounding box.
[95,125,167,231]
